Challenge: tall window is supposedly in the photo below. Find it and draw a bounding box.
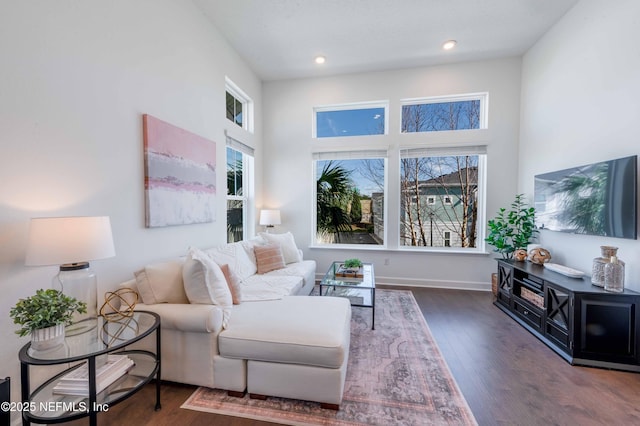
[314,102,387,138]
[401,93,487,133]
[225,77,254,133]
[226,138,254,243]
[313,151,386,246]
[399,147,486,249]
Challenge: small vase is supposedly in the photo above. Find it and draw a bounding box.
[592,246,621,287]
[31,323,66,351]
[604,256,625,293]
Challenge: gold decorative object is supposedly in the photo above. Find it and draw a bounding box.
[514,249,528,262]
[101,315,140,347]
[529,247,552,265]
[100,288,138,321]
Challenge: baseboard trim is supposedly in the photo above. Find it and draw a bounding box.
[315,274,491,292]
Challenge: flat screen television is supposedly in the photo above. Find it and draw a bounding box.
[534,155,637,239]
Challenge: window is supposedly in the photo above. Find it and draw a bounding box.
[226,138,254,243]
[400,146,486,249]
[313,151,386,246]
[314,102,387,138]
[225,77,254,132]
[444,231,451,247]
[401,93,487,133]
[226,92,243,127]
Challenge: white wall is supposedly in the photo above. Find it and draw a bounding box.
[0,0,261,415]
[263,58,522,289]
[519,0,640,290]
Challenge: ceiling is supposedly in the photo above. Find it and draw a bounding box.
[193,0,579,82]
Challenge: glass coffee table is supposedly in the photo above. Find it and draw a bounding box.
[320,261,375,330]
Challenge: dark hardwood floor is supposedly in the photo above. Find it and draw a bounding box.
[75,287,640,425]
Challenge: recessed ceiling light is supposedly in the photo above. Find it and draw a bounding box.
[442,40,457,50]
[314,55,326,64]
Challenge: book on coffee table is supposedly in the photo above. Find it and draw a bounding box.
[335,264,364,279]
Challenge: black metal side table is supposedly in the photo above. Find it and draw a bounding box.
[19,311,161,426]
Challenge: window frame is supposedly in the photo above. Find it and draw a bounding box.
[225,77,254,133]
[398,146,487,253]
[311,150,388,249]
[226,141,255,243]
[312,101,389,139]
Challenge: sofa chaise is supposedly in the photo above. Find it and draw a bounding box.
[115,233,351,408]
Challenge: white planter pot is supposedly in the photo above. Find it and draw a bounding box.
[31,323,66,351]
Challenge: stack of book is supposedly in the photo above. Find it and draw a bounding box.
[336,264,364,279]
[53,355,134,396]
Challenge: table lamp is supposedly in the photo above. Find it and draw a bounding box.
[259,209,281,233]
[25,216,115,334]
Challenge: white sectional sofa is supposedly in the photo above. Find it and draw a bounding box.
[116,233,351,408]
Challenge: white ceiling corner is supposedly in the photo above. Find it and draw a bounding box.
[193,0,579,81]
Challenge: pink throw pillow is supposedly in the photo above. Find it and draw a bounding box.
[254,244,286,274]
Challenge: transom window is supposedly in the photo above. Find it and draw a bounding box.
[401,93,488,133]
[226,92,243,127]
[225,77,254,133]
[314,102,387,138]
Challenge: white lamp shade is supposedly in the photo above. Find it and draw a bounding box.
[25,216,116,266]
[259,209,281,226]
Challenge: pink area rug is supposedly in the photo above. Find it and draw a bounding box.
[181,289,477,425]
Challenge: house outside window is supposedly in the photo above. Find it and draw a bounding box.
[226,139,254,243]
[313,151,386,246]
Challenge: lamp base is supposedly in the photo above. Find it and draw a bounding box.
[54,262,98,336]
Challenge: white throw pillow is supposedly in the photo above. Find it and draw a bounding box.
[259,232,302,264]
[134,259,188,305]
[183,248,232,328]
[204,241,257,281]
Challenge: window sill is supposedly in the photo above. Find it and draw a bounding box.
[309,244,491,256]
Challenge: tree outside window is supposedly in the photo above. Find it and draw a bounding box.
[315,158,385,245]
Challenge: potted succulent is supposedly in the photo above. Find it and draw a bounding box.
[338,258,364,278]
[10,289,87,350]
[343,258,363,269]
[485,194,538,259]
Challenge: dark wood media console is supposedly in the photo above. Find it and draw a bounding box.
[495,259,640,372]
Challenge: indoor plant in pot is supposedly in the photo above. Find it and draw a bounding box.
[10,289,87,350]
[485,193,538,260]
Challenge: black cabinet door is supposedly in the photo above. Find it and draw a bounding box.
[574,295,638,364]
[545,284,573,355]
[497,263,513,307]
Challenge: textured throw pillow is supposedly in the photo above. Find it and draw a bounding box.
[259,232,302,264]
[204,242,257,281]
[134,259,188,305]
[183,248,232,327]
[220,264,242,304]
[254,244,286,274]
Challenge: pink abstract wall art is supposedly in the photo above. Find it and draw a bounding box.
[143,114,216,227]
